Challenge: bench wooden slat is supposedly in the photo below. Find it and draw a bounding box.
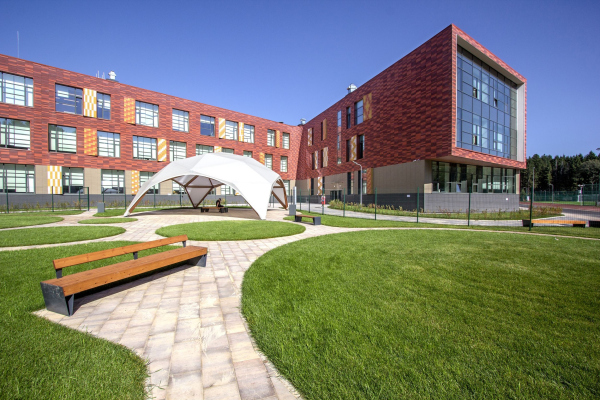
[45,246,207,296]
[53,235,188,270]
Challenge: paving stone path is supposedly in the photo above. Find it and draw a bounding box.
[33,208,360,400]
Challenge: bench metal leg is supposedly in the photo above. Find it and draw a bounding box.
[190,254,207,267]
[294,216,301,222]
[313,217,321,225]
[40,282,74,316]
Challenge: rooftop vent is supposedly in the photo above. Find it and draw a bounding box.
[347,83,357,94]
[300,118,306,125]
[108,71,117,81]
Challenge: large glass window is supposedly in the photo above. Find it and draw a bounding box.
[244,124,255,143]
[172,109,189,132]
[98,131,120,157]
[170,140,186,161]
[0,164,34,193]
[133,136,156,160]
[0,72,33,107]
[225,120,238,140]
[136,101,159,127]
[267,129,275,146]
[221,148,234,154]
[101,169,124,194]
[243,150,253,158]
[431,161,516,194]
[196,144,214,155]
[140,171,158,194]
[97,93,111,119]
[0,118,30,149]
[200,115,215,136]
[346,106,351,128]
[456,45,517,160]
[280,156,288,172]
[55,84,82,114]
[49,125,77,153]
[283,180,290,196]
[62,167,84,194]
[221,184,234,195]
[354,100,363,125]
[265,154,273,169]
[282,132,290,149]
[172,181,186,194]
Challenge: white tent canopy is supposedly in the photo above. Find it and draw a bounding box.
[124,153,288,220]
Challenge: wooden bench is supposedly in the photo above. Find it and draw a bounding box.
[589,220,600,228]
[294,214,321,225]
[522,219,586,228]
[200,206,228,213]
[40,235,207,316]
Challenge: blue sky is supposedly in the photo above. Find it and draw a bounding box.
[1,0,598,157]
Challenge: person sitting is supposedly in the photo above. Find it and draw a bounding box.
[216,198,223,208]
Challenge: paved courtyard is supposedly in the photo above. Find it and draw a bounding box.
[32,208,360,400]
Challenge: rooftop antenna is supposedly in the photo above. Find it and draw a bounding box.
[17,31,19,58]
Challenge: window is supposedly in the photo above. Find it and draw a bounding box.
[357,135,364,159]
[62,167,83,194]
[244,124,255,143]
[221,148,234,154]
[140,171,158,194]
[267,129,275,146]
[133,136,156,160]
[172,109,189,132]
[55,84,82,114]
[48,125,77,153]
[101,170,124,194]
[1,118,30,149]
[283,180,290,196]
[312,152,317,170]
[243,150,253,158]
[354,100,364,125]
[96,93,111,119]
[225,120,238,140]
[346,106,351,128]
[98,131,120,157]
[0,72,33,107]
[172,181,186,194]
[135,101,159,127]
[265,154,273,169]
[347,172,353,194]
[346,139,351,162]
[321,149,325,168]
[0,164,35,193]
[320,121,324,141]
[280,156,288,172]
[170,141,186,161]
[221,184,234,195]
[196,145,214,155]
[200,115,215,136]
[282,132,290,149]
[337,110,342,127]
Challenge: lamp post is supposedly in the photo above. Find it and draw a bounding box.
[352,160,363,206]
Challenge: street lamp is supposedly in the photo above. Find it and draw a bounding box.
[352,160,363,206]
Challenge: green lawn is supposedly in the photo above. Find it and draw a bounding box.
[0,211,83,229]
[285,212,600,239]
[242,230,600,399]
[79,218,137,224]
[0,241,179,399]
[156,220,305,241]
[0,226,125,247]
[93,208,161,217]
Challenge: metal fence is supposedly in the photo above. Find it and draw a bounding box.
[293,187,600,229]
[519,184,600,207]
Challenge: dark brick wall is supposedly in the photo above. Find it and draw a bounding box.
[0,55,302,180]
[297,24,527,181]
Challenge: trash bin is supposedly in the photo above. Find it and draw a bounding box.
[97,202,105,213]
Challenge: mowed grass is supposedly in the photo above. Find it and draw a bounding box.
[0,242,179,399]
[242,230,600,399]
[0,226,125,247]
[0,211,83,229]
[285,212,600,239]
[156,220,305,241]
[79,218,137,224]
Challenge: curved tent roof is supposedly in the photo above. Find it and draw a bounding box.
[124,153,288,220]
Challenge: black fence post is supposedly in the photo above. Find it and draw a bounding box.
[529,186,534,232]
[343,188,346,217]
[154,190,156,208]
[78,189,81,210]
[299,188,302,211]
[468,187,471,227]
[51,187,54,212]
[87,188,90,211]
[416,187,419,223]
[124,188,127,209]
[6,189,9,214]
[374,188,377,220]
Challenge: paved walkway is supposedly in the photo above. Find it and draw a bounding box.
[32,208,360,400]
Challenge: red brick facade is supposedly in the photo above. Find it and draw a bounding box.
[297,24,526,181]
[0,55,302,181]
